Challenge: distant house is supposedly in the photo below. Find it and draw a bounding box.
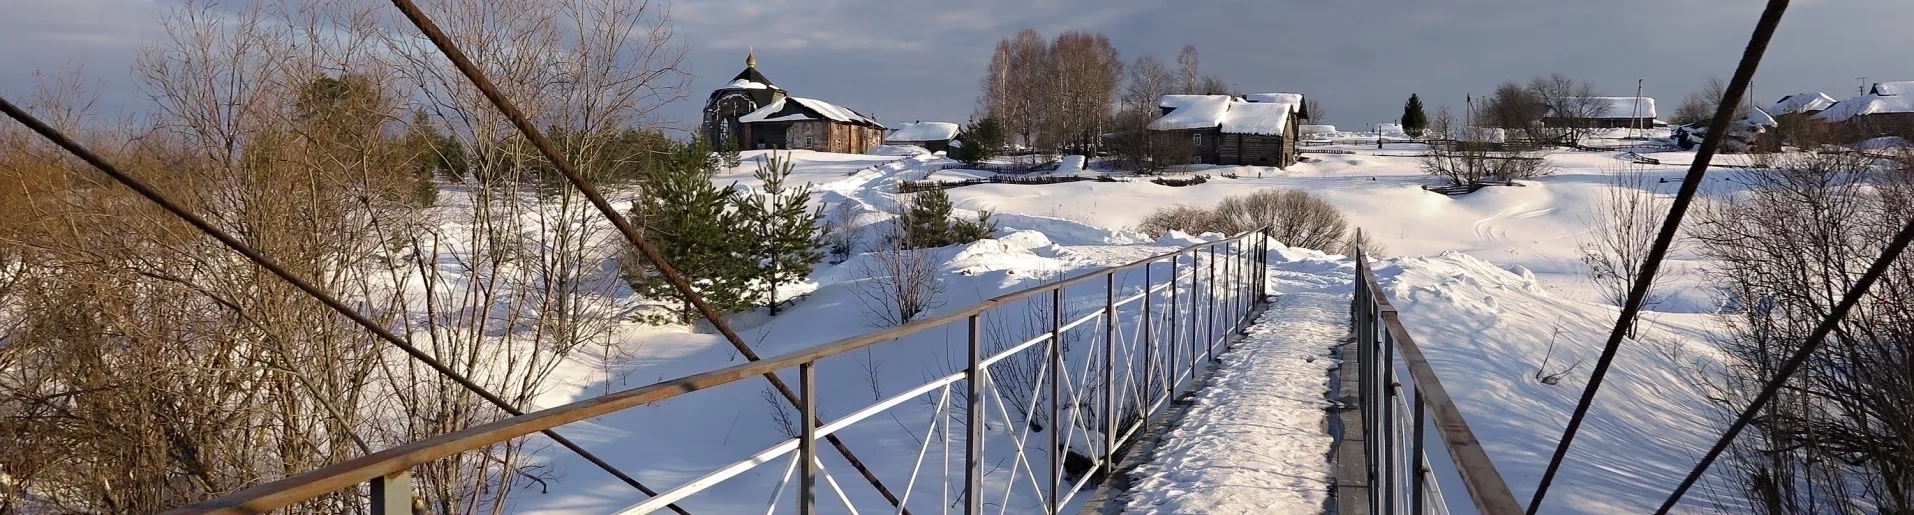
[1870,81,1914,96]
[737,97,886,154]
[1148,93,1308,168]
[885,121,963,153]
[1766,92,1838,117]
[1813,94,1914,140]
[1543,96,1659,129]
[701,52,885,153]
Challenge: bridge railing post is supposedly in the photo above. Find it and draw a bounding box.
[965,314,983,515]
[799,362,818,515]
[1142,259,1155,416]
[1102,271,1116,473]
[1207,245,1216,361]
[1412,389,1429,515]
[1167,254,1180,401]
[369,470,413,515]
[1048,287,1063,515]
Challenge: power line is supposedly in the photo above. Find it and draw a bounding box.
[0,97,689,515]
[1654,217,1914,514]
[1524,0,1797,512]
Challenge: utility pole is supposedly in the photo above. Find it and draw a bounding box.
[1859,77,1870,96]
[1633,78,1645,139]
[1466,93,1474,139]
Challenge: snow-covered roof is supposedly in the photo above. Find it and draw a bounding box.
[887,121,961,142]
[1300,124,1335,134]
[1151,95,1234,130]
[723,78,774,90]
[1813,94,1914,122]
[1220,102,1294,135]
[1767,92,1838,115]
[1742,106,1777,129]
[1870,81,1914,96]
[738,97,882,127]
[1151,94,1303,135]
[1565,97,1658,119]
[1243,92,1304,105]
[1375,123,1405,135]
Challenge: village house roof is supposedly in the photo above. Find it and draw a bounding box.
[1243,92,1305,105]
[1813,94,1914,123]
[738,97,885,128]
[1151,94,1304,136]
[1767,92,1838,115]
[1870,81,1914,96]
[1743,106,1778,129]
[1550,97,1659,119]
[1152,95,1235,130]
[1220,102,1295,136]
[886,121,961,142]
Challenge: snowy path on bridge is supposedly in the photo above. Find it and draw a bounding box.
[1120,247,1351,514]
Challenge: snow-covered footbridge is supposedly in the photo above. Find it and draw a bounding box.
[167,232,1520,515]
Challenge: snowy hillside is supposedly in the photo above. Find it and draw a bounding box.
[495,146,1742,514]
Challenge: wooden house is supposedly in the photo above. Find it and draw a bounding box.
[1147,93,1307,169]
[737,97,886,154]
[1814,93,1914,140]
[702,52,885,153]
[885,121,963,153]
[1543,96,1658,129]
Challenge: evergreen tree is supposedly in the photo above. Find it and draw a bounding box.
[956,116,1007,164]
[624,144,754,323]
[951,209,997,243]
[736,152,823,315]
[904,189,955,248]
[899,188,997,248]
[1402,94,1429,137]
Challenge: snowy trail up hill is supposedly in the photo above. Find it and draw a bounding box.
[1119,247,1348,514]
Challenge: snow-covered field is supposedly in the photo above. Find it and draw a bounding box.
[493,143,1747,514]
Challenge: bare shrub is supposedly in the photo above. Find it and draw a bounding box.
[1213,190,1349,250]
[1690,150,1914,513]
[1136,190,1350,251]
[1137,205,1220,237]
[849,223,946,327]
[1579,166,1673,337]
[1421,147,1555,186]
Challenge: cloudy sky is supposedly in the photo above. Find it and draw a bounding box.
[5,0,1913,132]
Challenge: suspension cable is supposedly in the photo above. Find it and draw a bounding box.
[380,0,909,509]
[1525,0,1795,511]
[0,98,690,514]
[1653,217,1914,513]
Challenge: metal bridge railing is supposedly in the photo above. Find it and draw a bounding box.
[1351,246,1523,514]
[168,229,1271,515]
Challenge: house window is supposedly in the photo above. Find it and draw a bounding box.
[806,136,815,148]
[1192,133,1202,146]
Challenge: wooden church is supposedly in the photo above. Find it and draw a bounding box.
[701,53,886,154]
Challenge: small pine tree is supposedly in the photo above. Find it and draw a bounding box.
[624,144,754,323]
[899,189,996,249]
[904,189,956,248]
[951,209,997,243]
[718,132,744,169]
[736,152,824,315]
[957,116,1006,164]
[1402,94,1429,138]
